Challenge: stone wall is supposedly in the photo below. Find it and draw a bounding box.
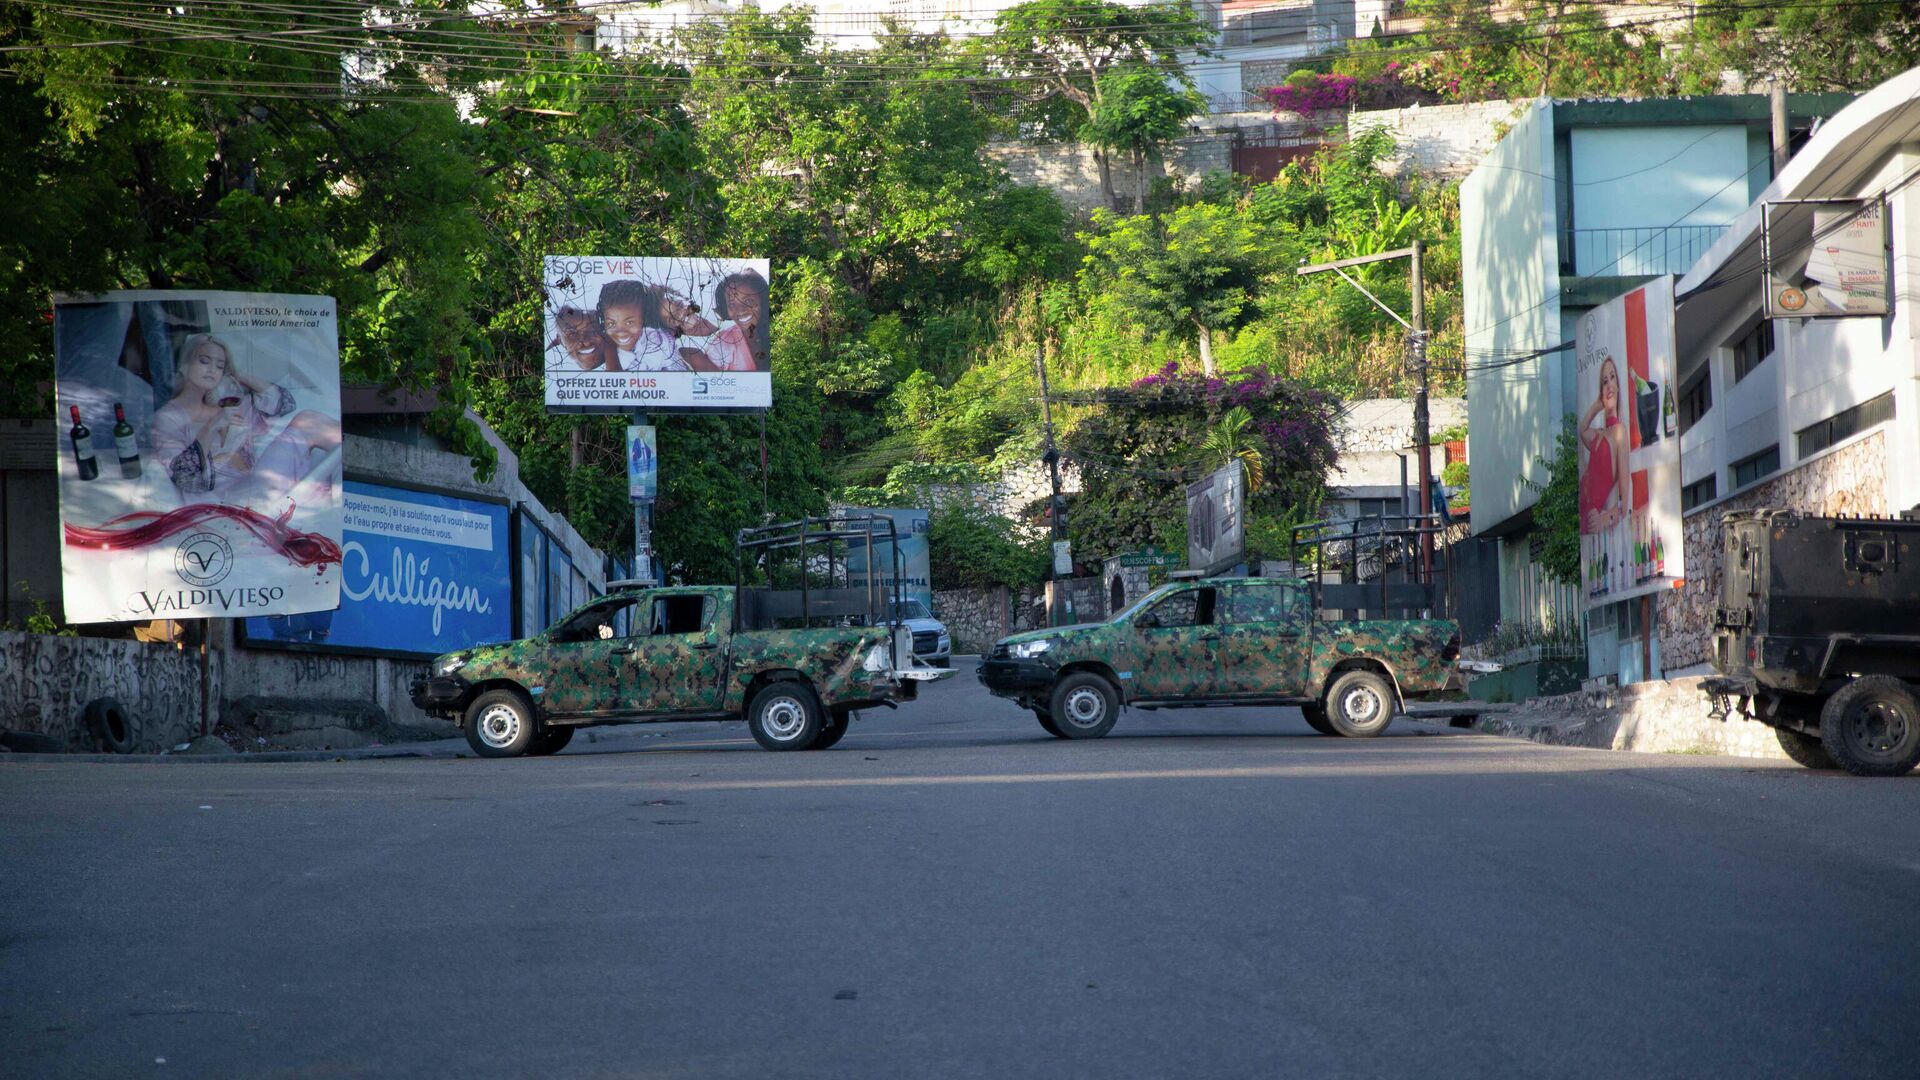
[924,460,1081,539]
[988,98,1527,213]
[1659,432,1888,672]
[933,578,1107,653]
[1475,675,1789,761]
[0,630,203,752]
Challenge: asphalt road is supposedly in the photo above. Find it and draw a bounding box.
[5,660,1919,1079]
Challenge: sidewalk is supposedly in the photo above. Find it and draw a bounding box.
[1467,675,1790,761]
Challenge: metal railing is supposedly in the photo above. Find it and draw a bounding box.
[1560,224,1729,278]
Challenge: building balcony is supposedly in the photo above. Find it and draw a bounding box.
[1560,224,1729,279]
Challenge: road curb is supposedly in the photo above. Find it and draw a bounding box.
[0,742,473,765]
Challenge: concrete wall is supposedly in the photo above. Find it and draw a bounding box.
[0,630,202,752]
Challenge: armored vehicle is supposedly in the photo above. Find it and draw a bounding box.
[1703,508,1920,776]
[412,515,950,756]
[979,576,1461,739]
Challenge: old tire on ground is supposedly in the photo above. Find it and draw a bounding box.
[1049,672,1119,740]
[1819,676,1920,777]
[84,697,138,754]
[525,726,575,757]
[1299,703,1335,736]
[811,709,851,750]
[747,681,823,752]
[1773,726,1836,770]
[1323,670,1397,739]
[1033,707,1066,738]
[465,689,536,758]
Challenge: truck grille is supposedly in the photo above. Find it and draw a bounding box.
[912,630,940,654]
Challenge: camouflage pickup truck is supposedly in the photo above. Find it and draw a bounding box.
[413,583,944,756]
[979,577,1460,739]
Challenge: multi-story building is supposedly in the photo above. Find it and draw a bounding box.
[1653,67,1920,678]
[1459,92,1855,673]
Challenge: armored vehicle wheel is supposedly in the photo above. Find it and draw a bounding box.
[526,727,574,757]
[1773,726,1835,770]
[1323,670,1396,738]
[748,681,824,752]
[466,689,536,758]
[1820,676,1920,777]
[1299,703,1335,736]
[810,710,851,750]
[1049,673,1118,739]
[1033,707,1066,738]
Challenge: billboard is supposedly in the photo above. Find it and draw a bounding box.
[843,508,932,611]
[543,256,771,412]
[54,291,342,623]
[1186,460,1245,576]
[1576,276,1684,610]
[1764,200,1888,318]
[627,424,657,499]
[240,481,511,657]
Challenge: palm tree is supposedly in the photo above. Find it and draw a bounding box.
[1199,406,1265,494]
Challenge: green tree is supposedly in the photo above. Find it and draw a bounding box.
[1078,70,1206,214]
[985,0,1212,212]
[1198,406,1266,493]
[1675,1,1920,92]
[1526,417,1582,587]
[1079,203,1269,376]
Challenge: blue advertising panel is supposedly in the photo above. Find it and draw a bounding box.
[626,424,657,499]
[241,480,512,657]
[842,507,931,611]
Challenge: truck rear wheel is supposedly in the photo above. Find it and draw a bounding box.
[1323,670,1396,738]
[1049,673,1119,739]
[810,709,851,750]
[747,681,823,752]
[1820,676,1920,777]
[1773,726,1835,770]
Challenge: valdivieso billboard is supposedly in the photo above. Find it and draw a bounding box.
[242,481,512,656]
[54,291,343,623]
[543,256,771,412]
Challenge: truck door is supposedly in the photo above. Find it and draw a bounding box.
[1127,586,1226,698]
[625,589,729,713]
[1218,582,1312,696]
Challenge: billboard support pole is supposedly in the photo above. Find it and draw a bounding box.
[1036,319,1065,628]
[633,413,654,584]
[1411,239,1433,586]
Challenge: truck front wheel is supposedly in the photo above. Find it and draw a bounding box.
[747,681,823,752]
[1820,676,1920,777]
[1049,673,1119,739]
[465,689,536,758]
[1323,670,1396,738]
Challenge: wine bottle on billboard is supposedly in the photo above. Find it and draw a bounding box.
[69,405,98,481]
[113,403,141,478]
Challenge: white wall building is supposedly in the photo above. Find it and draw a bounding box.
[1655,67,1920,676]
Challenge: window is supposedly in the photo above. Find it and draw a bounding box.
[651,594,712,636]
[1731,320,1775,383]
[1354,497,1400,520]
[1226,583,1300,625]
[1682,475,1717,512]
[1141,588,1217,628]
[1731,445,1781,489]
[1796,391,1896,458]
[1678,370,1712,434]
[552,596,643,642]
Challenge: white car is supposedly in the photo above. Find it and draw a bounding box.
[891,598,951,668]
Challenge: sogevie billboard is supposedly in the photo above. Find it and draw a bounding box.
[241,481,512,657]
[543,256,771,412]
[54,291,342,623]
[1576,275,1684,610]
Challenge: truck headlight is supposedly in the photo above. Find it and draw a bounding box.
[433,652,469,677]
[1007,639,1054,659]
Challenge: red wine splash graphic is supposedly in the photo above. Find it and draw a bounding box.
[65,503,342,569]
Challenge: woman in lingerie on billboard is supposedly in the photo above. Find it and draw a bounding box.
[701,268,770,373]
[1578,355,1632,534]
[151,333,341,508]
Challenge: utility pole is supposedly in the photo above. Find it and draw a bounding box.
[1296,242,1435,584]
[1410,238,1432,580]
[1036,326,1066,628]
[1769,79,1791,177]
